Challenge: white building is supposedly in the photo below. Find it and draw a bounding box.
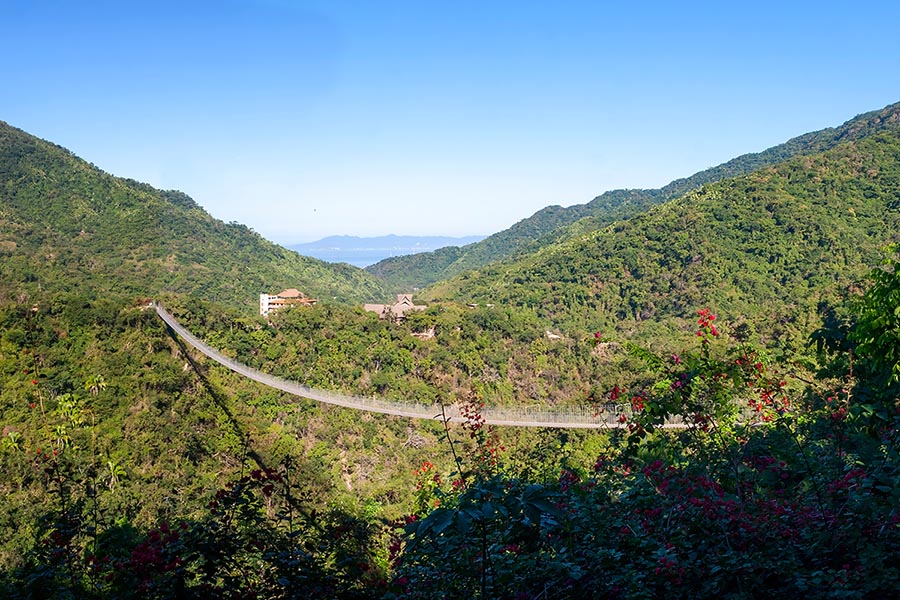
[259,288,317,317]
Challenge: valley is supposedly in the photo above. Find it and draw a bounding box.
[1,103,900,598]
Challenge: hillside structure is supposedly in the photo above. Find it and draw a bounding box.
[363,294,426,321]
[259,288,317,316]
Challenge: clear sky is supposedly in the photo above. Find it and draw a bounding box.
[4,1,900,244]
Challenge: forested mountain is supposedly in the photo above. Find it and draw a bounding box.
[0,121,388,310]
[3,107,900,598]
[0,120,434,589]
[422,126,900,348]
[368,101,900,291]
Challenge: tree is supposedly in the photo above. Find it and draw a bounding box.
[852,245,900,385]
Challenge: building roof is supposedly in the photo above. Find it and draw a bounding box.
[363,294,426,319]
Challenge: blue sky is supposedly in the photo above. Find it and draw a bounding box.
[4,1,900,244]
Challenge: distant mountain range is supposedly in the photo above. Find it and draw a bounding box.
[287,235,485,268]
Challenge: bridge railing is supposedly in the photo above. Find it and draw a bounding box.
[153,302,687,429]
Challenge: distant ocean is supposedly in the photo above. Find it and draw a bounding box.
[297,249,410,268]
[287,235,485,269]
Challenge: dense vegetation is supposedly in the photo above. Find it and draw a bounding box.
[167,297,638,410]
[394,263,900,597]
[0,289,612,597]
[3,257,899,598]
[368,101,900,292]
[0,120,388,310]
[2,106,900,598]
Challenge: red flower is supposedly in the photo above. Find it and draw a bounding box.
[31,379,38,385]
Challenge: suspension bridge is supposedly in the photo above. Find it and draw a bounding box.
[154,302,686,429]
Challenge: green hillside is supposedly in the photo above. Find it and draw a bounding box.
[0,121,388,310]
[0,110,900,599]
[368,101,900,291]
[2,112,900,598]
[0,122,426,587]
[422,127,900,348]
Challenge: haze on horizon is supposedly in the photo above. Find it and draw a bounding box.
[3,0,900,245]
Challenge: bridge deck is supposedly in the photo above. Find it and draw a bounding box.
[154,302,686,430]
